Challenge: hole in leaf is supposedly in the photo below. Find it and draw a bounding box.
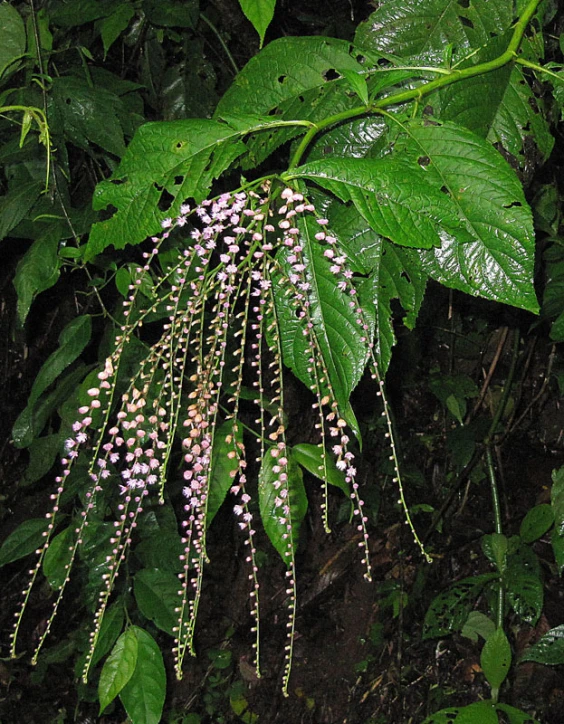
[400,271,411,283]
[458,15,474,28]
[110,178,126,186]
[423,105,434,116]
[457,0,470,6]
[65,97,72,105]
[174,176,183,185]
[377,57,388,67]
[277,75,287,84]
[175,141,186,150]
[356,54,366,64]
[156,186,175,212]
[503,201,522,209]
[417,156,431,168]
[322,68,340,81]
[440,185,450,195]
[323,146,334,156]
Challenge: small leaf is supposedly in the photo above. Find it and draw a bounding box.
[134,568,180,636]
[207,421,243,524]
[461,611,496,643]
[99,3,134,58]
[291,443,349,496]
[239,0,276,48]
[89,601,125,671]
[43,526,73,589]
[0,518,47,567]
[521,624,564,666]
[481,627,511,692]
[258,447,307,562]
[520,504,554,544]
[0,180,42,243]
[13,224,61,324]
[0,3,26,81]
[119,627,166,724]
[98,627,138,713]
[341,69,369,105]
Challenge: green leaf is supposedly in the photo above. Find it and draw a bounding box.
[88,601,125,671]
[134,568,179,636]
[86,120,247,259]
[99,627,139,713]
[461,611,496,643]
[495,703,541,724]
[273,214,368,409]
[50,76,133,157]
[21,433,62,486]
[395,120,537,313]
[143,0,198,28]
[291,443,349,497]
[119,627,166,724]
[216,36,366,117]
[422,573,497,639]
[214,37,367,167]
[13,223,62,324]
[0,3,26,82]
[239,0,276,48]
[43,526,73,589]
[0,518,47,567]
[420,708,460,724]
[341,69,369,105]
[481,626,511,692]
[258,447,307,562]
[551,466,564,570]
[51,0,111,27]
[455,701,499,724]
[521,624,564,666]
[99,3,134,58]
[520,504,554,544]
[23,315,92,410]
[506,572,543,625]
[0,180,43,243]
[207,421,243,525]
[355,0,513,65]
[287,156,463,249]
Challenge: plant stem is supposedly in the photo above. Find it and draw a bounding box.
[288,0,542,169]
[201,12,239,76]
[484,330,520,630]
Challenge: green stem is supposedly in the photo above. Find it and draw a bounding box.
[288,0,541,169]
[484,330,520,631]
[516,56,564,81]
[200,13,239,76]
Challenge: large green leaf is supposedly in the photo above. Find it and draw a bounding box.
[481,627,511,692]
[86,120,247,259]
[119,627,166,724]
[216,36,366,117]
[13,223,62,324]
[0,3,26,83]
[355,0,513,65]
[422,573,497,639]
[21,315,92,411]
[0,180,43,243]
[521,624,564,666]
[273,215,368,409]
[134,568,179,636]
[455,701,500,724]
[258,447,307,562]
[98,627,138,713]
[288,156,464,249]
[87,601,125,671]
[214,37,368,167]
[394,120,537,312]
[0,518,47,567]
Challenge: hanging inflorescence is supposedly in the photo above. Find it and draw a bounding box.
[10,181,424,695]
